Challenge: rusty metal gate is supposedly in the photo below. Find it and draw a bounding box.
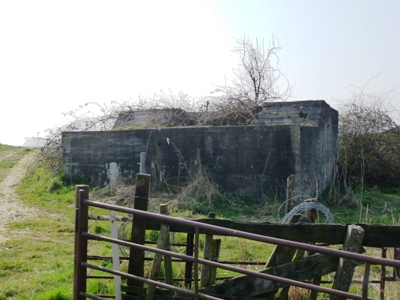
[74,184,400,300]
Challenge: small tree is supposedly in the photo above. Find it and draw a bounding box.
[206,36,292,125]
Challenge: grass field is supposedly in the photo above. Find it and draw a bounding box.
[0,145,400,299]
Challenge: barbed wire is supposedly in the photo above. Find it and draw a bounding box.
[280,201,334,224]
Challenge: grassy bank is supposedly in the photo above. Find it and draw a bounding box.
[0,158,76,299]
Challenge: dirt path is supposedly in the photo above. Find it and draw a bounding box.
[0,150,40,243]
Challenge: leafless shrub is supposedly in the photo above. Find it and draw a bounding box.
[177,165,220,206]
[91,181,135,206]
[33,91,199,173]
[30,101,124,175]
[137,89,202,112]
[164,140,223,209]
[339,86,400,189]
[201,35,292,126]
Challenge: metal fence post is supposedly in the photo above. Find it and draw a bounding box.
[393,247,400,279]
[184,233,195,289]
[362,263,371,300]
[194,226,200,300]
[380,248,386,300]
[74,185,89,300]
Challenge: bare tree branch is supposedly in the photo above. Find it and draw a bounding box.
[206,35,293,125]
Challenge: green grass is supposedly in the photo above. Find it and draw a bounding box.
[0,160,16,169]
[0,161,121,299]
[0,144,15,151]
[18,167,76,212]
[0,223,75,299]
[0,146,31,182]
[0,162,76,299]
[319,186,400,225]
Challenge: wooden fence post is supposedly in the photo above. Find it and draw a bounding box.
[208,239,221,285]
[305,198,318,224]
[74,185,89,300]
[266,214,301,269]
[198,213,221,287]
[304,199,320,300]
[201,213,215,287]
[331,225,365,300]
[127,174,150,296]
[268,214,301,300]
[285,174,294,214]
[159,203,174,285]
[139,152,146,174]
[159,204,173,285]
[146,224,170,300]
[164,234,174,286]
[159,203,169,215]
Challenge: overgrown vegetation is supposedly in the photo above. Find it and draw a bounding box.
[339,90,400,190]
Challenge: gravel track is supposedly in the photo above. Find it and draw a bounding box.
[0,150,39,243]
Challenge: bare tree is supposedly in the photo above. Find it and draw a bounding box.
[206,36,292,125]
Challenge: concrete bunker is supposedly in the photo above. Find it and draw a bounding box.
[62,100,338,201]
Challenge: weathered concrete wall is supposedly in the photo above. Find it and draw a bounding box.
[62,100,338,201]
[252,100,338,198]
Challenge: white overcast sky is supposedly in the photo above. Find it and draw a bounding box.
[1,0,400,146]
